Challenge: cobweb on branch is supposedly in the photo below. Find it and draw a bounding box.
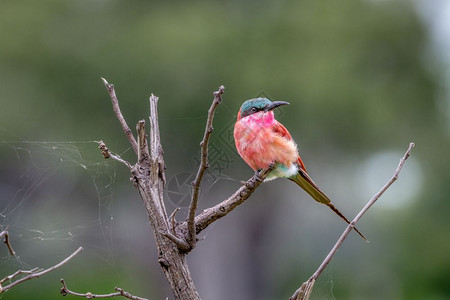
[0,139,118,269]
[310,267,336,300]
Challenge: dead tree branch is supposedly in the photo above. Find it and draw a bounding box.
[186,85,225,248]
[60,279,149,300]
[0,247,83,293]
[290,142,415,300]
[0,226,15,256]
[101,77,138,155]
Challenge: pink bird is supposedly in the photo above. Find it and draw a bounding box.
[234,97,366,240]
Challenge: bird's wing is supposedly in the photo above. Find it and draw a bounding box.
[271,121,307,171]
[271,121,292,139]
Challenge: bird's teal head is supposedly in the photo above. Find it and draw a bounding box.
[237,98,289,120]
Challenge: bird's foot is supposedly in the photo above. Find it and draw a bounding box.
[254,169,263,182]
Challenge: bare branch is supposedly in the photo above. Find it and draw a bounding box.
[186,85,225,248]
[169,208,180,235]
[0,247,84,293]
[290,142,415,300]
[179,167,273,236]
[97,140,132,169]
[0,227,15,256]
[101,77,138,155]
[130,91,198,298]
[60,279,149,300]
[0,268,40,286]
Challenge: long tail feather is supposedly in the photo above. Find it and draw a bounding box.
[290,170,367,241]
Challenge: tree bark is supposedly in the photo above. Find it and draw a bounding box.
[130,97,200,300]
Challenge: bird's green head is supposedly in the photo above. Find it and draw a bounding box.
[238,98,289,120]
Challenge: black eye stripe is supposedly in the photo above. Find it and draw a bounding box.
[240,105,263,118]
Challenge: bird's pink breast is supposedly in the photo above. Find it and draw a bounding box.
[234,112,298,171]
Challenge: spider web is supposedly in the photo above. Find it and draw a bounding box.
[0,99,244,274]
[0,137,118,273]
[310,267,337,300]
[0,115,242,275]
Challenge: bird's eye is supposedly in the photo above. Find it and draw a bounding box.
[251,107,257,112]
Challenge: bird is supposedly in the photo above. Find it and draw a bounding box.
[234,97,366,240]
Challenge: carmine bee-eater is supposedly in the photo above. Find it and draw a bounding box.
[234,97,366,240]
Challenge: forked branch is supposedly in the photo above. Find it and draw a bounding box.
[0,247,83,293]
[290,142,415,300]
[186,85,225,248]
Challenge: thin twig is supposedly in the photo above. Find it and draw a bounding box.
[169,208,180,235]
[186,85,225,249]
[0,247,84,293]
[97,140,132,169]
[101,78,138,155]
[60,279,149,300]
[0,227,15,256]
[290,142,415,300]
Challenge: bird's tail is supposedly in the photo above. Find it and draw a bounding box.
[289,170,367,241]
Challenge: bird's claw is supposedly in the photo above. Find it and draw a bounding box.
[254,169,263,182]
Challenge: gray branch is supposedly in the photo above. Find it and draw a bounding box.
[186,85,225,249]
[60,279,149,300]
[101,77,139,155]
[0,247,83,293]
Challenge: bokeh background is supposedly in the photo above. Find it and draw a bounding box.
[1,0,449,299]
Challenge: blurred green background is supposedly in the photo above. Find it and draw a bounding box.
[1,0,449,299]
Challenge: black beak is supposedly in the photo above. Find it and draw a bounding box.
[264,101,290,111]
